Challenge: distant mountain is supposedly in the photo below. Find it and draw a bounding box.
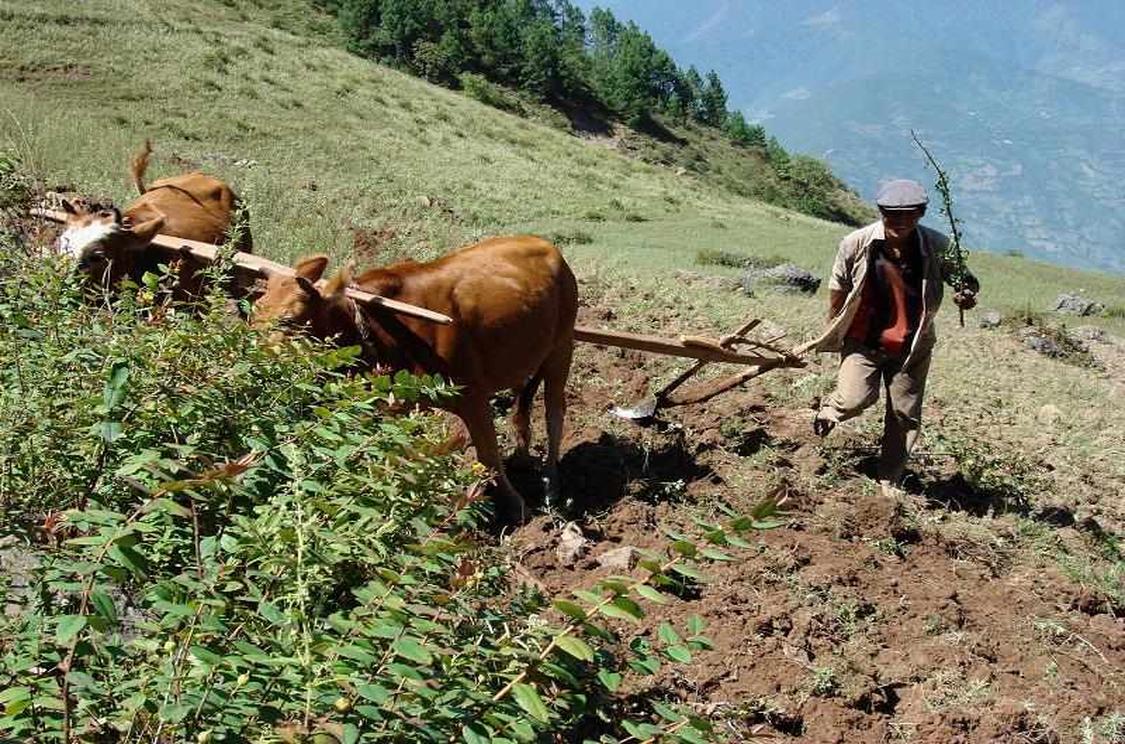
[576,1,1125,272]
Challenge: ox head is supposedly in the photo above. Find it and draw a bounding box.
[252,255,352,334]
[57,199,165,275]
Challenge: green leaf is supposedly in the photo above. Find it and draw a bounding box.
[356,684,390,704]
[598,601,640,623]
[554,635,594,662]
[55,615,86,644]
[540,661,580,687]
[751,519,786,530]
[89,591,117,625]
[612,596,644,619]
[258,601,285,625]
[140,498,191,519]
[107,544,147,577]
[671,540,697,557]
[653,701,682,722]
[686,615,706,636]
[552,600,587,621]
[700,548,734,562]
[750,497,778,518]
[622,720,659,739]
[100,420,123,443]
[159,703,191,723]
[337,645,378,664]
[462,723,490,744]
[392,637,433,665]
[102,360,130,411]
[4,698,31,717]
[386,663,424,681]
[355,705,384,721]
[510,682,550,724]
[574,589,605,606]
[0,687,30,705]
[189,646,222,667]
[669,563,706,581]
[657,622,681,646]
[233,640,270,660]
[508,718,537,742]
[629,655,661,675]
[728,516,752,532]
[597,670,622,692]
[634,585,668,604]
[342,723,360,744]
[664,645,693,663]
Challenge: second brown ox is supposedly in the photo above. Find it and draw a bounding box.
[58,140,253,299]
[253,235,579,523]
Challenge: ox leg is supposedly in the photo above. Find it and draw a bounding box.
[541,342,574,510]
[511,373,543,459]
[461,399,527,524]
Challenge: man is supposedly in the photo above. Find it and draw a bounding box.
[800,179,979,491]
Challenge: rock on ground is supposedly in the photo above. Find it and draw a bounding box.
[978,310,1002,329]
[596,545,640,571]
[1019,328,1064,357]
[741,263,821,297]
[1054,292,1105,316]
[1070,325,1107,344]
[555,522,591,567]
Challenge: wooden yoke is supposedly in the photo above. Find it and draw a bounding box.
[31,208,453,326]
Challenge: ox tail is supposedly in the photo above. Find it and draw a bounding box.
[130,139,154,195]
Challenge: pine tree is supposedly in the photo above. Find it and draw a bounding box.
[698,70,727,127]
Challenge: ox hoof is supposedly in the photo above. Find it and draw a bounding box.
[497,495,529,526]
[541,471,564,513]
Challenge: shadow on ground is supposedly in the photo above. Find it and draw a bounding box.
[505,430,712,518]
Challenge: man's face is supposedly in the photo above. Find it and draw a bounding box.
[880,207,924,241]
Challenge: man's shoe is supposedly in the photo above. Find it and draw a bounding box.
[879,480,906,500]
[813,414,836,437]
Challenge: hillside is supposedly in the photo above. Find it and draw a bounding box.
[2,1,1124,742]
[577,0,1125,273]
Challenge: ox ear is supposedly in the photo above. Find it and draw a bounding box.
[126,215,165,246]
[295,276,320,299]
[293,255,329,283]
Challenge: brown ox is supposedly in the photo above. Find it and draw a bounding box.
[58,140,252,298]
[254,236,579,522]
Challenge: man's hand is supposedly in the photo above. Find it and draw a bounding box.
[953,289,977,310]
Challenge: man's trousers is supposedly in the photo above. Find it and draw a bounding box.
[817,339,934,484]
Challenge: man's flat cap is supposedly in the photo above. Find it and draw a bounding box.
[876,179,928,210]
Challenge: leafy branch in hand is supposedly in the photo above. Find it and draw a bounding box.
[911,130,972,325]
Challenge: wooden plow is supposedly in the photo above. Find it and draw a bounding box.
[31,207,805,419]
[575,320,804,423]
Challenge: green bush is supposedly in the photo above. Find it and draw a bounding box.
[458,73,569,131]
[0,228,781,742]
[695,248,784,271]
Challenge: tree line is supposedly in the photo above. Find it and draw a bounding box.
[317,0,769,148]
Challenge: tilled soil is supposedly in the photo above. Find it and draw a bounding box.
[507,307,1125,743]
